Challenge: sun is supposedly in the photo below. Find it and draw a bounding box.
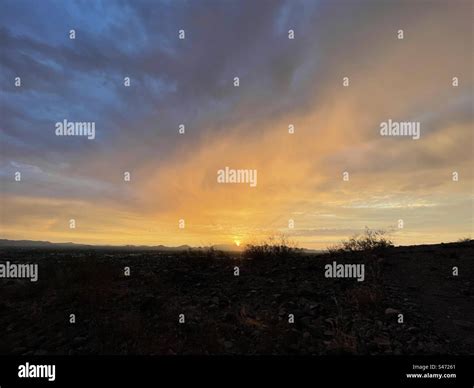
[234,240,241,247]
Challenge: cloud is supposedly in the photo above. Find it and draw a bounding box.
[0,0,472,248]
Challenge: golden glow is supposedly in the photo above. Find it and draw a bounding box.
[1,4,471,250]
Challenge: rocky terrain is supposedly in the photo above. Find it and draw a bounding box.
[0,241,472,355]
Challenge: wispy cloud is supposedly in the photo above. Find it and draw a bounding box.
[1,0,472,248]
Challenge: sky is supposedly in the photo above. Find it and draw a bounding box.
[0,0,472,249]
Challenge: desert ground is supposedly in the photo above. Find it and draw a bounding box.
[0,241,473,355]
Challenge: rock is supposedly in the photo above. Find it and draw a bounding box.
[300,316,313,327]
[298,297,309,306]
[453,320,474,331]
[298,282,313,293]
[374,336,391,347]
[385,308,400,315]
[223,312,237,323]
[73,336,86,345]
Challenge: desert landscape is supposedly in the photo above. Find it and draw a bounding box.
[1,240,472,356]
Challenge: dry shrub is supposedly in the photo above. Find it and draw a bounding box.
[243,235,302,259]
[328,227,393,254]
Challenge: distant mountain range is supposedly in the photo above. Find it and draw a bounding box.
[0,239,239,252]
[0,239,321,253]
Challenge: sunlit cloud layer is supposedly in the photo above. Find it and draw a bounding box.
[1,0,472,248]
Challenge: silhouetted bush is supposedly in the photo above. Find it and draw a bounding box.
[328,228,393,254]
[243,235,301,259]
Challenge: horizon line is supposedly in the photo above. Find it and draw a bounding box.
[0,238,471,251]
